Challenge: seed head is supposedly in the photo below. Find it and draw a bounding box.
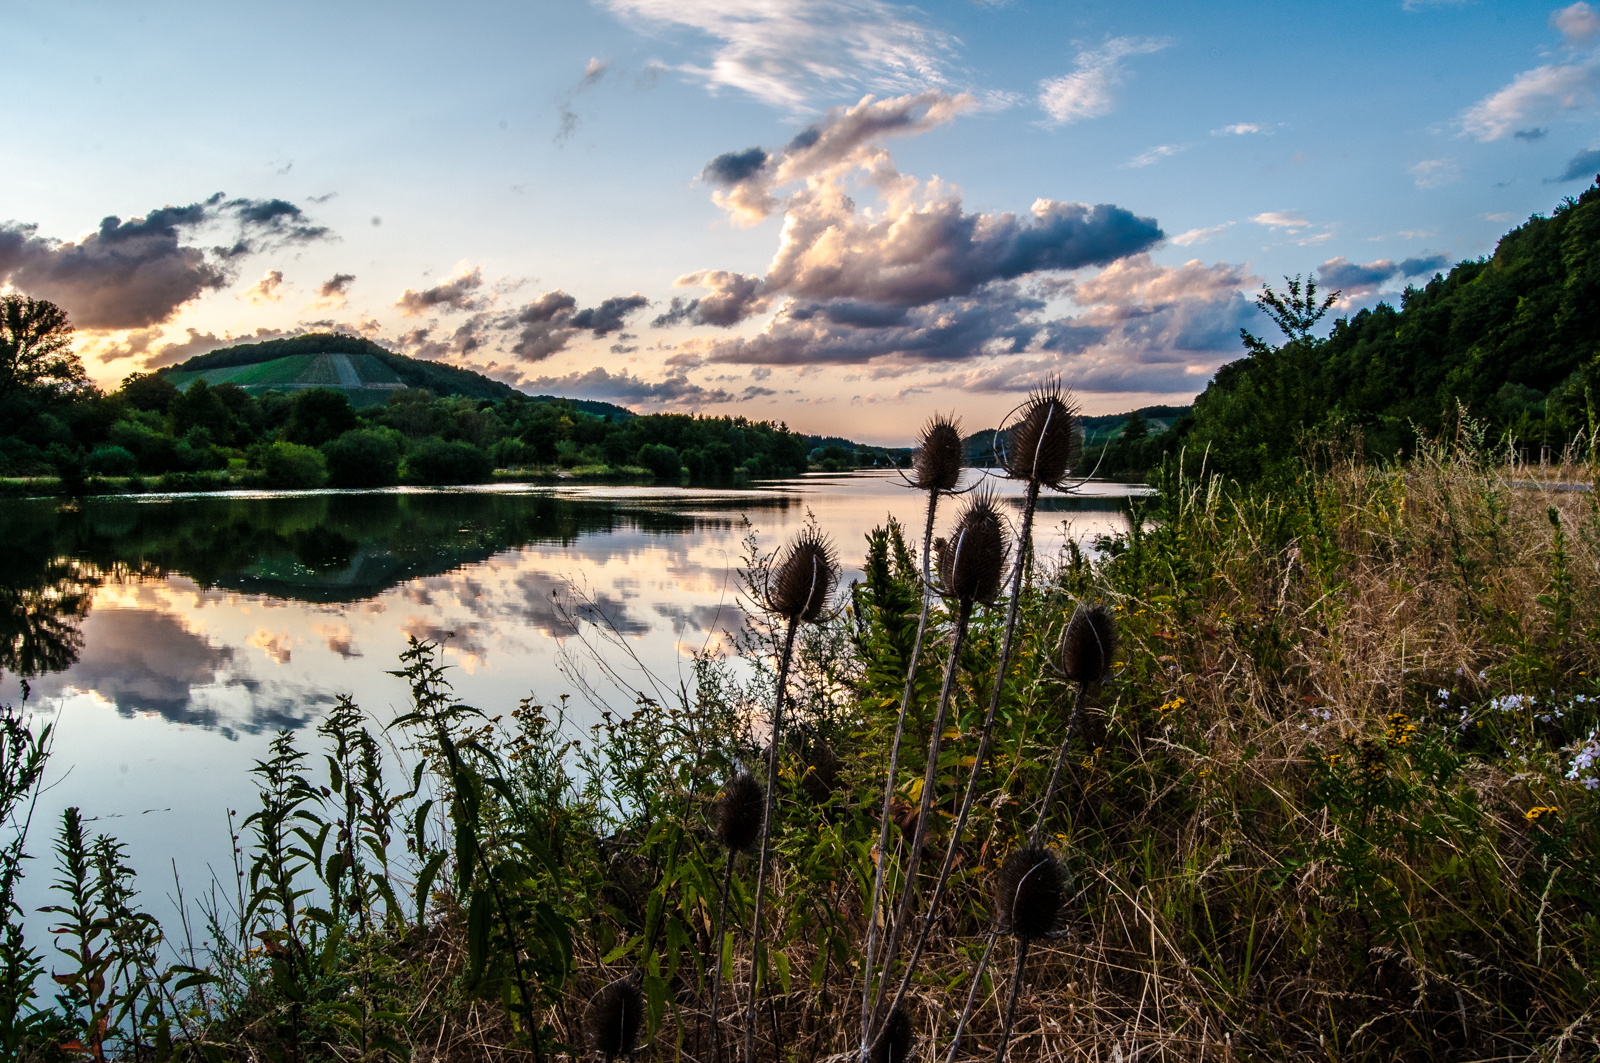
[934,492,1009,604]
[871,1005,915,1063]
[994,844,1064,940]
[584,977,644,1060]
[715,772,764,853]
[909,414,963,493]
[1002,381,1081,488]
[765,528,839,622]
[1056,604,1116,685]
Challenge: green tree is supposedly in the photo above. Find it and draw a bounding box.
[282,388,358,447]
[635,443,681,481]
[406,438,492,485]
[0,296,84,399]
[262,441,328,488]
[118,373,178,414]
[323,429,402,488]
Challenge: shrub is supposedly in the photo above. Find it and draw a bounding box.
[262,441,327,488]
[282,388,358,447]
[405,438,492,485]
[85,445,137,477]
[635,443,681,481]
[322,429,401,488]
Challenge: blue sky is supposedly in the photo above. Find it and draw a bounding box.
[3,0,1598,442]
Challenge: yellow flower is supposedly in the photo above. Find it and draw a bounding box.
[1525,806,1559,823]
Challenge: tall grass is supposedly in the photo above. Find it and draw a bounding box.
[1,436,1598,1061]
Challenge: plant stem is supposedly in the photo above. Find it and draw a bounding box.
[708,851,735,1063]
[857,489,941,1060]
[994,938,1030,1063]
[866,597,974,1033]
[872,480,1040,1046]
[743,618,800,1063]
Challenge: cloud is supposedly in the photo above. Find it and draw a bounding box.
[394,268,486,316]
[314,272,356,309]
[1554,2,1600,44]
[1251,211,1310,230]
[1316,253,1451,293]
[1170,223,1231,246]
[1038,37,1170,125]
[599,0,957,111]
[519,365,736,405]
[1461,21,1600,143]
[1551,145,1600,180]
[569,293,649,335]
[1515,126,1549,140]
[0,194,329,330]
[95,325,289,369]
[242,270,284,304]
[1125,143,1185,168]
[1212,123,1264,136]
[1409,157,1461,188]
[703,147,771,186]
[654,271,768,327]
[555,55,613,143]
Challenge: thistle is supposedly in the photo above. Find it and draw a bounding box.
[871,1005,915,1063]
[585,977,645,1063]
[707,772,763,1063]
[992,846,1065,1063]
[860,415,965,1061]
[873,381,1083,1042]
[745,528,838,1063]
[868,493,1008,1053]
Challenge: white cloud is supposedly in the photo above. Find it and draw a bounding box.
[1554,2,1600,44]
[1124,143,1186,168]
[1170,223,1231,246]
[1409,157,1462,188]
[601,0,957,111]
[1038,36,1170,124]
[241,270,283,305]
[1211,122,1263,135]
[1251,211,1310,229]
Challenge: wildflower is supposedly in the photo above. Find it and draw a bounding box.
[1524,806,1559,823]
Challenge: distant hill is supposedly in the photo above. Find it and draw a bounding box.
[963,404,1189,465]
[159,333,635,419]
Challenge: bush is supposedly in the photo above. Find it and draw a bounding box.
[322,429,402,488]
[85,445,137,477]
[262,441,328,488]
[405,438,492,485]
[635,443,681,481]
[282,388,358,447]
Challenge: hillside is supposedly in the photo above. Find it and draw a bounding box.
[160,333,634,419]
[960,404,1189,467]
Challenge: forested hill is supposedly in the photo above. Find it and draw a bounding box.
[162,333,633,420]
[1168,179,1600,480]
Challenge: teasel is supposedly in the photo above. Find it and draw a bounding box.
[991,846,1065,1063]
[943,602,1117,1063]
[706,772,762,1063]
[744,528,838,1063]
[872,381,1083,1042]
[859,414,965,1060]
[585,975,645,1063]
[867,492,1008,1055]
[871,1005,916,1063]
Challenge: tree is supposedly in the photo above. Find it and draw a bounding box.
[1245,274,1339,349]
[283,388,359,447]
[119,372,179,414]
[323,429,402,488]
[0,296,85,399]
[262,442,328,488]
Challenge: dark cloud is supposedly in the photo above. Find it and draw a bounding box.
[0,194,332,331]
[1514,126,1548,141]
[508,290,580,360]
[519,365,736,405]
[1551,147,1600,182]
[703,147,770,186]
[394,268,485,316]
[652,272,767,328]
[569,293,648,335]
[319,273,356,298]
[1317,253,1451,291]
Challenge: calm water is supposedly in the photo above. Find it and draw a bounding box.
[1,471,1144,937]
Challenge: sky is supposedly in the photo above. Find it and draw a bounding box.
[4,0,1600,444]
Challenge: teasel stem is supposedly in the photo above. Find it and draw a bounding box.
[743,618,799,1063]
[708,850,736,1063]
[872,479,1040,1048]
[993,938,1030,1063]
[857,488,943,1058]
[941,931,998,1063]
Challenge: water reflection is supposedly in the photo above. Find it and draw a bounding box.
[0,474,1140,737]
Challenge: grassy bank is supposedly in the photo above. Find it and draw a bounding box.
[3,440,1598,1061]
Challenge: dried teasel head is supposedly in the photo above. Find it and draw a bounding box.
[934,492,1009,604]
[1055,603,1117,685]
[1001,380,1081,488]
[585,976,645,1060]
[994,844,1064,941]
[715,772,764,853]
[765,528,839,622]
[908,413,963,493]
[870,1004,915,1063]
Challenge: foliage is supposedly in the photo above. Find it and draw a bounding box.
[405,438,492,485]
[0,296,83,400]
[262,442,328,489]
[322,429,402,489]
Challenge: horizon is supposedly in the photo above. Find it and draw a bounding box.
[5,1,1598,444]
